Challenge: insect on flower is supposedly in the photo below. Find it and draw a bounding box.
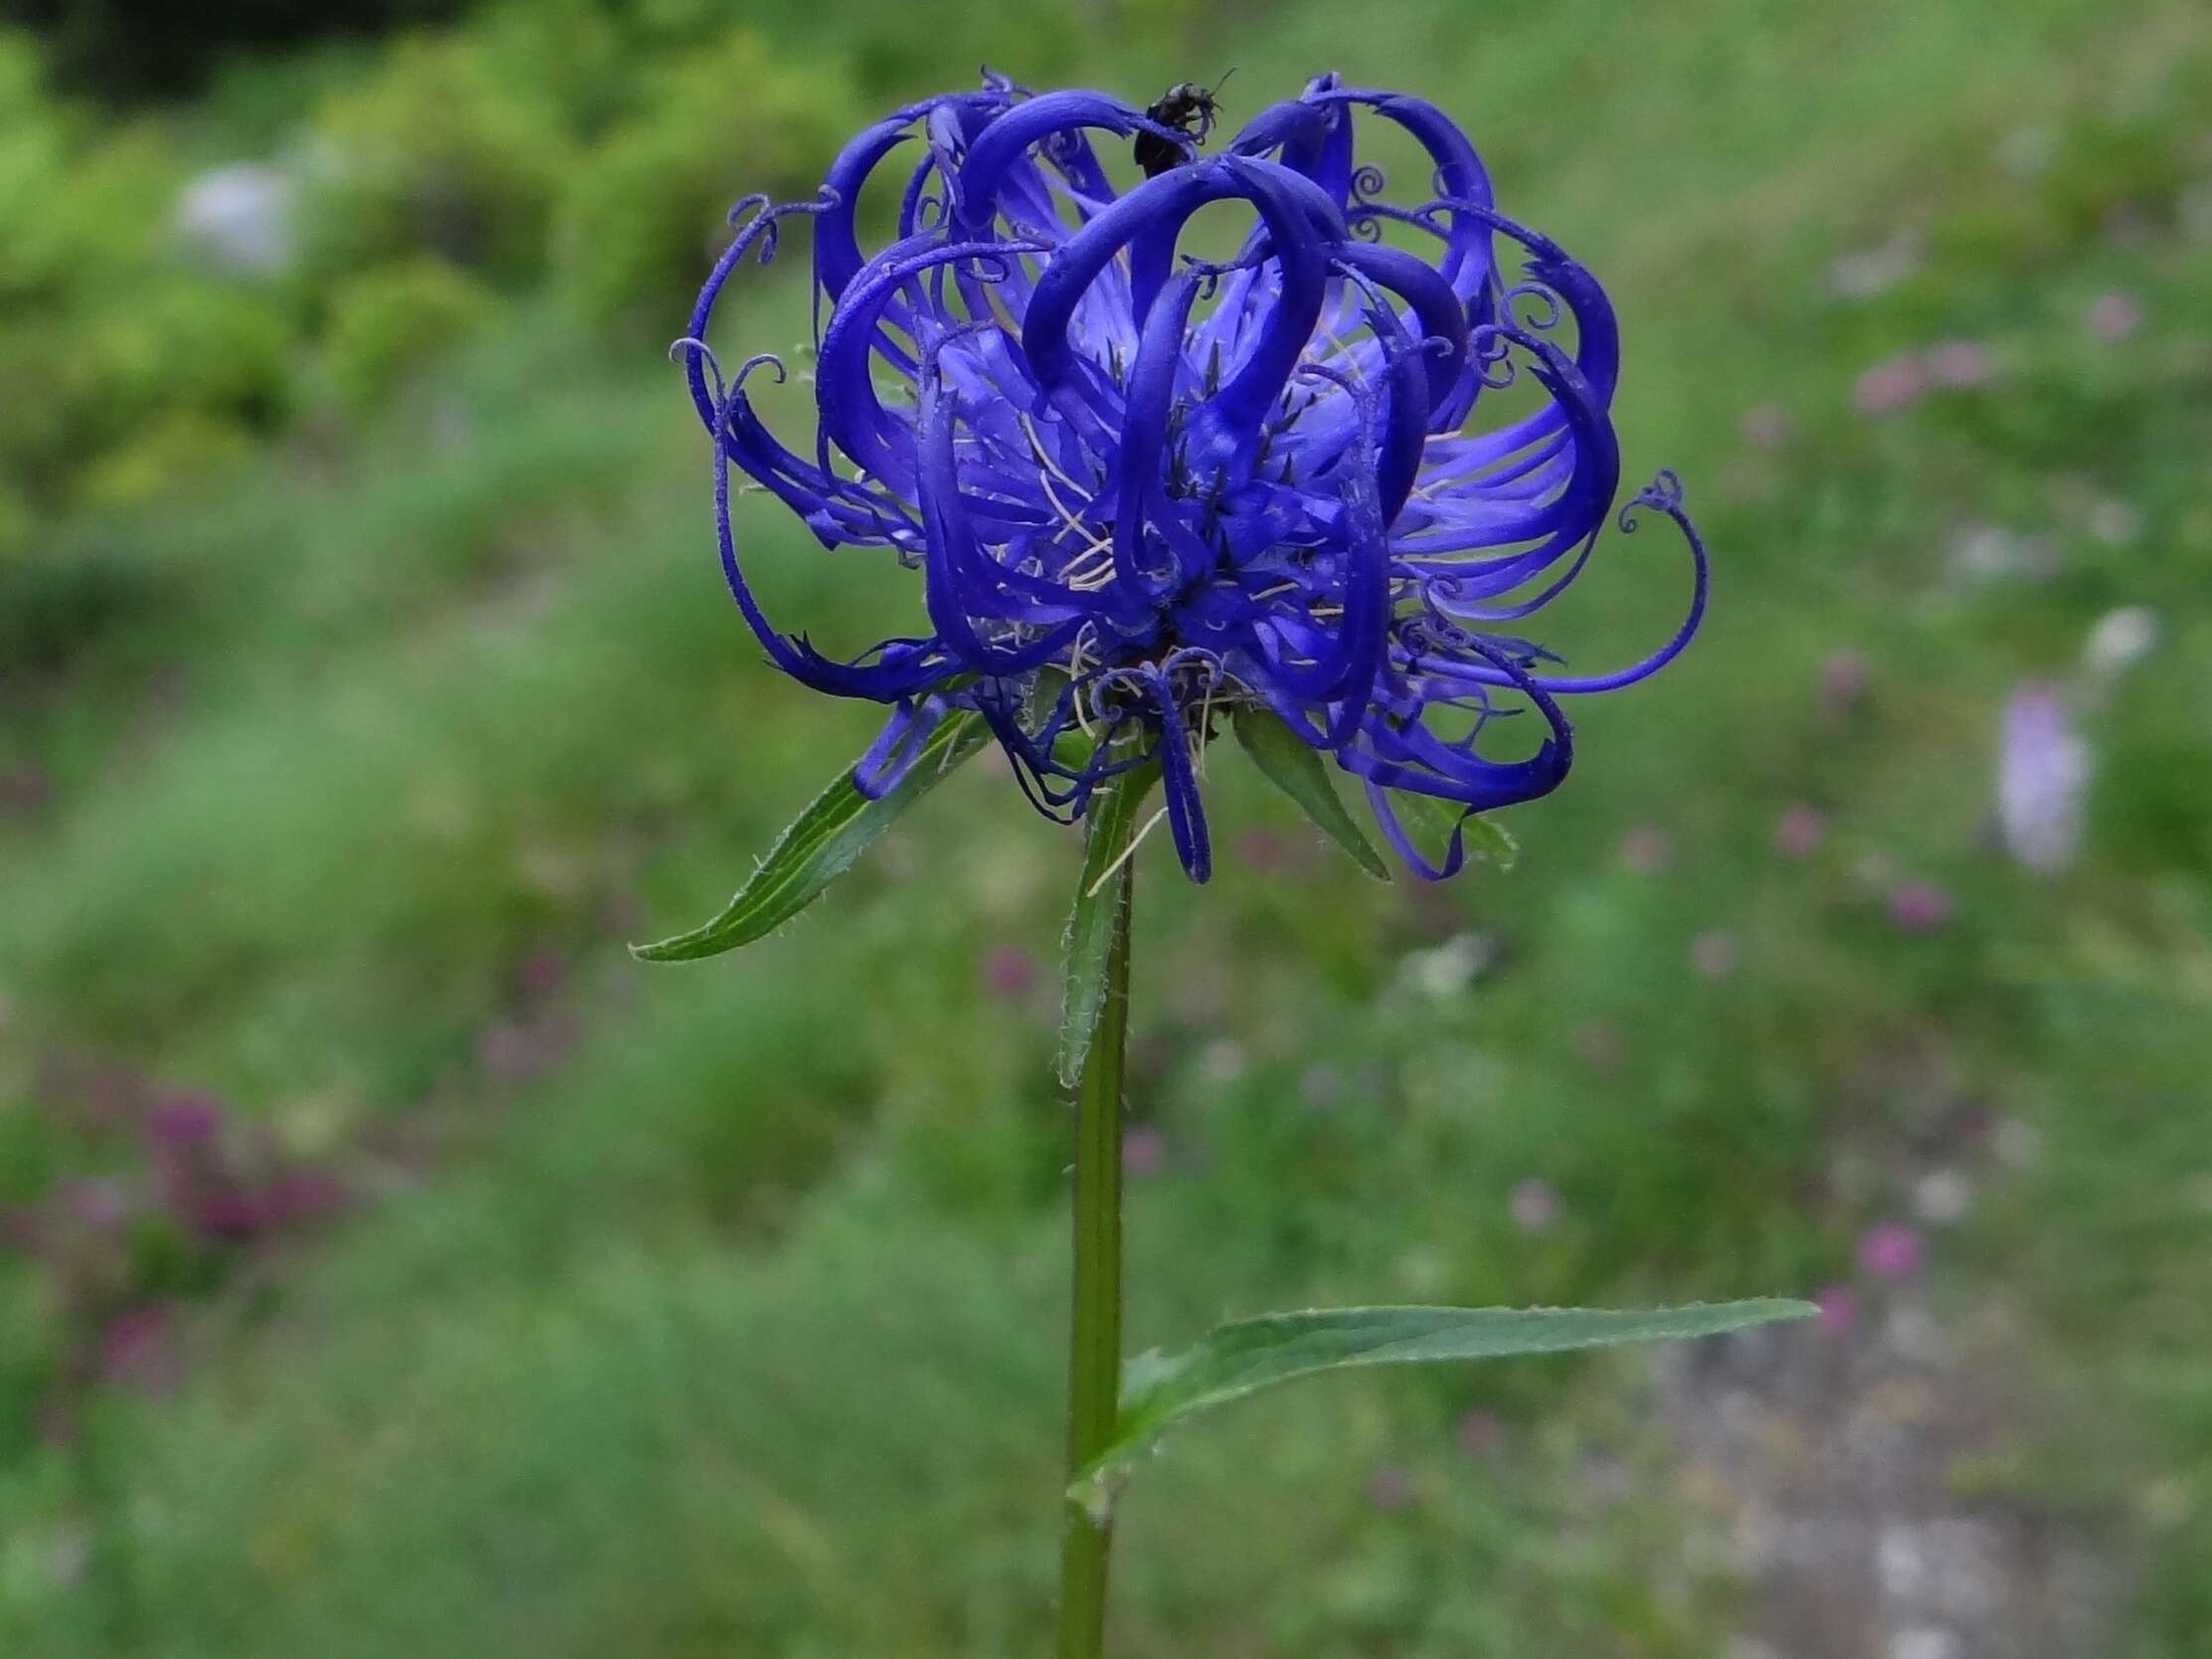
[674,72,1708,883]
[1134,71,1234,177]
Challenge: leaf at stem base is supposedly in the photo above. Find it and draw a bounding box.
[1071,1298,1816,1496]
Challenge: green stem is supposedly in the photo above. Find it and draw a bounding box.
[1058,821,1133,1659]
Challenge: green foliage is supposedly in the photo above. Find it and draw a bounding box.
[0,59,168,310]
[0,541,163,682]
[0,265,287,521]
[78,410,258,509]
[0,41,193,530]
[88,279,295,434]
[300,33,571,284]
[553,32,867,326]
[464,0,634,138]
[319,255,496,409]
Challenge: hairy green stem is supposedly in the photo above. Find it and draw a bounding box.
[1058,820,1133,1659]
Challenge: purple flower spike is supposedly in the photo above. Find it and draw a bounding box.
[680,74,1707,880]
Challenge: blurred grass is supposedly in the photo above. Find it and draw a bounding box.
[3,0,2211,1654]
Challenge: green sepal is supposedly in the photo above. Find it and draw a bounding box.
[633,709,989,963]
[1230,705,1391,881]
[1056,762,1160,1089]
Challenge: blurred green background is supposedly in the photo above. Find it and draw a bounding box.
[1,0,2208,1654]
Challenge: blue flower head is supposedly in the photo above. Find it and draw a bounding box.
[677,73,1706,882]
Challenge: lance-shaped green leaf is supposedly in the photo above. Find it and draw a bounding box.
[1072,1299,1814,1500]
[1231,705,1390,881]
[634,710,989,963]
[1057,762,1160,1089]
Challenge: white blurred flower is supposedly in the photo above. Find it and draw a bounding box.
[2082,606,2159,682]
[1997,124,2056,177]
[1951,523,2057,582]
[174,163,295,276]
[2088,289,2145,341]
[1997,682,2091,873]
[1993,1118,2043,1168]
[2086,497,2143,546]
[1913,1169,1973,1225]
[1829,233,1923,299]
[1198,1038,1247,1083]
[1691,929,1739,978]
[1401,933,1496,999]
[1891,1626,1962,1659]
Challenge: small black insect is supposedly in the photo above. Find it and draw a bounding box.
[1133,70,1234,178]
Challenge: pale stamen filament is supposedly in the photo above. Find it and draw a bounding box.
[1085,805,1171,896]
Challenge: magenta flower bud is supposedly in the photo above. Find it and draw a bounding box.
[1573,1020,1622,1070]
[981,943,1040,1000]
[61,1178,130,1232]
[1773,803,1827,859]
[1856,1222,1925,1282]
[265,1167,352,1226]
[2088,289,2143,341]
[1888,881,1954,935]
[1814,1284,1860,1338]
[1510,1177,1560,1234]
[1366,1465,1416,1511]
[517,950,567,1000]
[1121,1126,1166,1177]
[145,1092,224,1153]
[1853,355,1925,415]
[1739,405,1793,451]
[1618,826,1673,872]
[1455,1407,1506,1458]
[1820,649,1870,715]
[1691,929,1739,978]
[1923,339,1992,389]
[98,1303,182,1394]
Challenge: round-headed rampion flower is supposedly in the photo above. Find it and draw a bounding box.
[677,74,1707,881]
